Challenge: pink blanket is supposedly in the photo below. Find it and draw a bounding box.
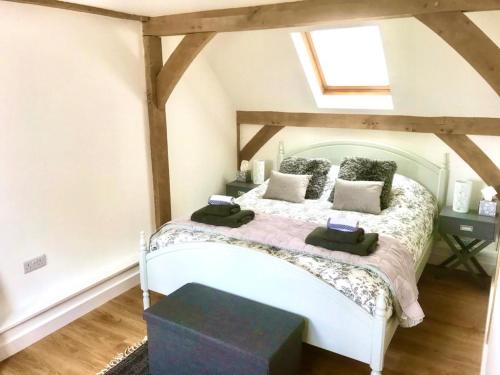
[175,214,424,327]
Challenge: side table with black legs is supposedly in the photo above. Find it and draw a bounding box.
[438,207,498,282]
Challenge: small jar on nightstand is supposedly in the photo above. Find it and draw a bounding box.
[226,180,261,198]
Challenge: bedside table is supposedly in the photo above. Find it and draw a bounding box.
[438,207,499,278]
[226,180,260,198]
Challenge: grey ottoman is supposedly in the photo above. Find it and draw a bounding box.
[144,283,305,375]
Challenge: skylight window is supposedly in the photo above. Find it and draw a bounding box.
[292,25,393,110]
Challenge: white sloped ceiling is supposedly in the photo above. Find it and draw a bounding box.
[203,13,500,117]
[65,0,295,16]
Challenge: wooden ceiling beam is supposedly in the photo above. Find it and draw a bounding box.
[437,134,500,191]
[3,0,148,21]
[156,32,216,107]
[239,125,284,163]
[144,31,215,225]
[143,35,171,227]
[237,111,500,136]
[417,11,500,96]
[237,111,500,190]
[143,0,500,36]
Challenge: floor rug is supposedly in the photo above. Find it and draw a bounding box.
[97,338,149,375]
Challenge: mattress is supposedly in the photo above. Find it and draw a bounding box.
[150,173,437,318]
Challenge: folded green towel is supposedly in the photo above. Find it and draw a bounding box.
[200,204,241,217]
[191,209,255,228]
[305,228,378,256]
[322,227,365,244]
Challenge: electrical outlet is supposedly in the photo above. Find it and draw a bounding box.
[24,254,47,274]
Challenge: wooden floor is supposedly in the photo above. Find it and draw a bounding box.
[0,266,490,375]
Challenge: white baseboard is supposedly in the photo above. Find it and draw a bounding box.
[0,264,139,361]
[429,239,498,276]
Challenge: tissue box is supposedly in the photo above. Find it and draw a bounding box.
[479,200,497,217]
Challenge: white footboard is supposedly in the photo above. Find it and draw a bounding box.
[140,238,396,373]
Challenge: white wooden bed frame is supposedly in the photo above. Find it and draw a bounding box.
[139,140,449,374]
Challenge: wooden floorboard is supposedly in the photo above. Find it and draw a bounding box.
[0,265,489,374]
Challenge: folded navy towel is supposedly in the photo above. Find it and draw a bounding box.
[208,195,235,205]
[191,209,255,228]
[305,228,378,256]
[199,204,241,217]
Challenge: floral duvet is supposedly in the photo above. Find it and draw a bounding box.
[150,173,437,318]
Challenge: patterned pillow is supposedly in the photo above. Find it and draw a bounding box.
[279,157,332,199]
[328,157,397,209]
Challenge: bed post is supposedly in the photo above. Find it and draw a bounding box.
[437,153,449,209]
[139,231,150,309]
[370,292,388,375]
[278,141,285,167]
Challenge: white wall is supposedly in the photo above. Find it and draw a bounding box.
[0,1,154,341]
[0,1,236,357]
[163,37,236,218]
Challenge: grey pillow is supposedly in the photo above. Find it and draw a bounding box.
[328,157,397,209]
[263,171,312,203]
[279,157,331,199]
[332,179,384,214]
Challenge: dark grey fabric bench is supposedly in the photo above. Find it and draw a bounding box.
[144,283,305,375]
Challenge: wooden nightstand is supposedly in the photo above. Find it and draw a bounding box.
[226,180,260,198]
[438,207,499,279]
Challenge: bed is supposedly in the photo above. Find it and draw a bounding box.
[139,140,449,374]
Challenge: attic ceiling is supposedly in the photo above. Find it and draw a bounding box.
[203,13,500,117]
[67,0,294,17]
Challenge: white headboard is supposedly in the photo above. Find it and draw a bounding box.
[279,140,449,208]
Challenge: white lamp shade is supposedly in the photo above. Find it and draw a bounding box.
[252,160,266,184]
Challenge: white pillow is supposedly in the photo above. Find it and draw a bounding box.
[263,171,312,203]
[332,179,384,214]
